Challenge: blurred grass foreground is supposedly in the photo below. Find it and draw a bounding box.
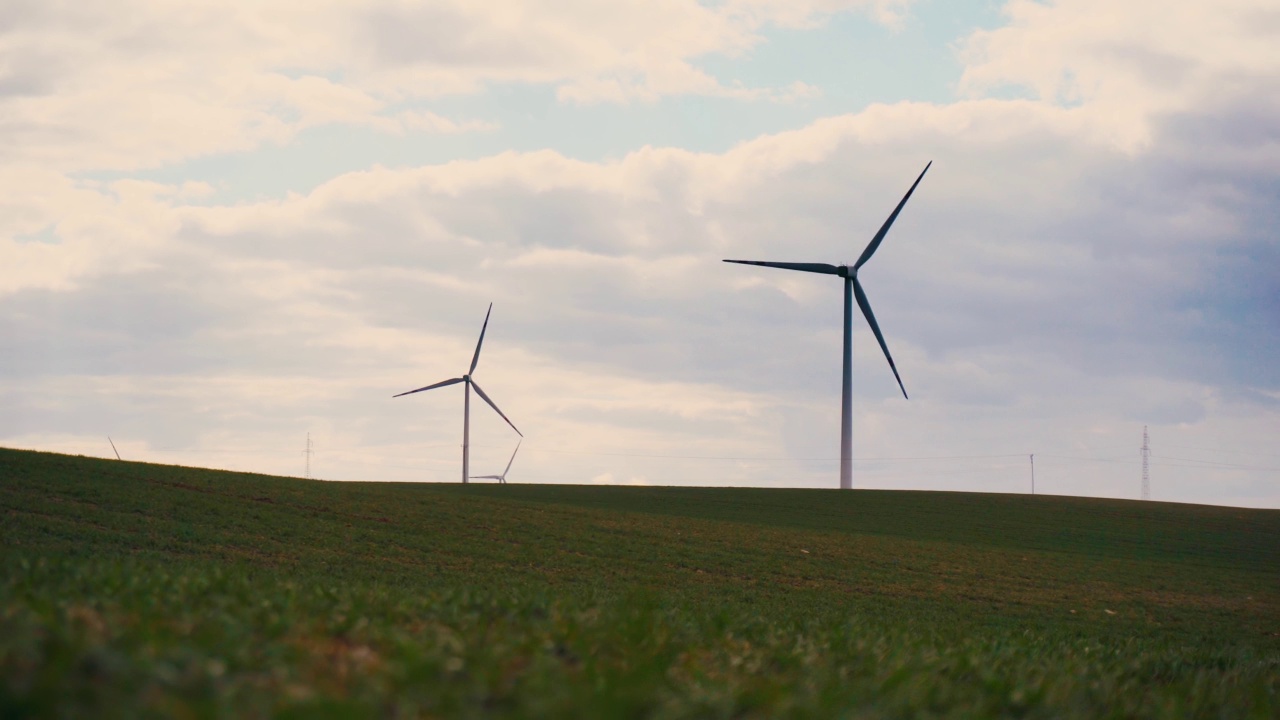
[2,447,1278,717]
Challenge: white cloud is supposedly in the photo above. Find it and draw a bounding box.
[725,0,915,30]
[958,0,1280,149]
[0,0,901,176]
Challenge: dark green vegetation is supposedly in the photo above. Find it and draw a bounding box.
[2,447,1278,718]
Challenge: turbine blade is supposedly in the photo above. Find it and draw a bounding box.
[853,277,908,399]
[854,161,931,271]
[470,475,503,479]
[470,380,522,436]
[723,260,840,275]
[469,303,493,375]
[503,440,521,476]
[393,377,464,398]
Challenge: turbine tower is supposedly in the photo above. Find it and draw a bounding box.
[394,303,522,483]
[724,162,930,490]
[471,440,521,484]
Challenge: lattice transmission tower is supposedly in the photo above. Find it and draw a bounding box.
[1141,426,1150,501]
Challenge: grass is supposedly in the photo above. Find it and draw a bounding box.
[2,446,1277,717]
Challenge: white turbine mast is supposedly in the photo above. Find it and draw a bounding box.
[724,162,930,490]
[393,303,522,483]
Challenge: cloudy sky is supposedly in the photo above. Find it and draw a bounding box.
[3,0,1278,507]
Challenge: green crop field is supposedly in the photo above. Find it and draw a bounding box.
[2,446,1277,718]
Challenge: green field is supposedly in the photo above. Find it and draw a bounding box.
[2,447,1277,718]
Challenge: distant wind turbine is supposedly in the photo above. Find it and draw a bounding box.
[471,440,521,484]
[394,303,522,483]
[724,162,931,490]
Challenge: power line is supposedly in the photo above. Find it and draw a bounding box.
[529,447,1027,462]
[1158,444,1280,459]
[93,439,1177,468]
[1154,455,1280,472]
[1036,454,1135,465]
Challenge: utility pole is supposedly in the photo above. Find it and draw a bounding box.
[1141,426,1150,501]
[1030,453,1035,495]
[303,432,313,479]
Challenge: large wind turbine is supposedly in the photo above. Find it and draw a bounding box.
[471,440,520,484]
[394,303,522,483]
[724,162,930,490]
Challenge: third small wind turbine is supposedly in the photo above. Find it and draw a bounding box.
[471,440,521,484]
[394,303,522,483]
[724,162,931,490]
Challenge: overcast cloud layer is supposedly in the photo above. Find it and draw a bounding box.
[3,1,1278,507]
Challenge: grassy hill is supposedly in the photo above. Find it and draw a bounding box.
[2,446,1277,718]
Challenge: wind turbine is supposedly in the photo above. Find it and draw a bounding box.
[394,303,522,483]
[471,440,521,484]
[724,162,930,490]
